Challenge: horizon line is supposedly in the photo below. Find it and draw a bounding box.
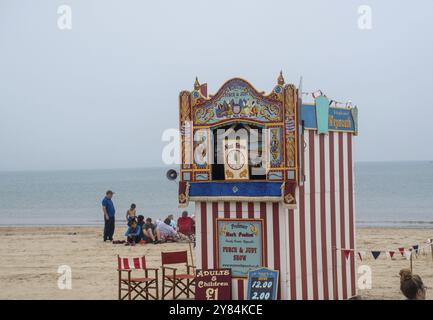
[0,159,432,174]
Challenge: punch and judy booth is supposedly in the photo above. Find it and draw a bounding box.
[178,73,358,300]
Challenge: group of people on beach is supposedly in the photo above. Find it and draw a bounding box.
[101,190,195,245]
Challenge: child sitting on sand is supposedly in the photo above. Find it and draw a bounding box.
[124,220,141,245]
[126,204,136,225]
[399,268,427,300]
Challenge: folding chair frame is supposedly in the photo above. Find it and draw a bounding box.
[161,263,196,300]
[118,267,159,300]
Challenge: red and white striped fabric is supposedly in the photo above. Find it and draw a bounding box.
[194,130,356,300]
[118,256,146,270]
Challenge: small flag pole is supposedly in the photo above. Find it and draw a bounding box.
[410,250,413,273]
[430,240,433,262]
[188,239,194,267]
[332,246,338,297]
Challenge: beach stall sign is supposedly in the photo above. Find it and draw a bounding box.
[195,268,232,300]
[247,267,279,300]
[216,219,264,278]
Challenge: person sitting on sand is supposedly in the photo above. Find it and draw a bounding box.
[177,211,195,240]
[399,268,427,300]
[124,220,142,245]
[136,215,147,241]
[126,204,137,225]
[142,217,158,244]
[167,214,177,229]
[156,218,177,242]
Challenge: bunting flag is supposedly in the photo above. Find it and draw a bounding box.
[302,90,354,109]
[371,251,381,260]
[343,249,351,260]
[337,241,431,263]
[311,90,323,98]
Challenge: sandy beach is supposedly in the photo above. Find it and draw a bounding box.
[0,226,432,300]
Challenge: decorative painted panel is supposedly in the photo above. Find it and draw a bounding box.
[284,85,297,169]
[194,129,211,170]
[195,172,210,181]
[194,79,282,126]
[179,91,192,170]
[268,127,283,168]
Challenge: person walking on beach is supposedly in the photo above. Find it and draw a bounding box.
[102,190,116,242]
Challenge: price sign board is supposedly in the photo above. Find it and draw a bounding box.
[247,267,279,300]
[195,269,232,300]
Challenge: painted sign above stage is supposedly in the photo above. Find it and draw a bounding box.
[195,269,232,300]
[194,79,282,126]
[247,268,279,300]
[301,104,358,133]
[216,219,264,278]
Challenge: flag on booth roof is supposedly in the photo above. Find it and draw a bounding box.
[412,245,419,254]
[343,249,351,260]
[398,247,405,256]
[404,250,412,260]
[371,251,381,260]
[388,251,396,259]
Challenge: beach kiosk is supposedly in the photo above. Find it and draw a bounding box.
[177,73,358,300]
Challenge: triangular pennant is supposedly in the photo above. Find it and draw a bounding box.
[404,250,412,260]
[398,247,405,256]
[357,251,364,261]
[343,249,351,260]
[371,251,381,260]
[412,245,419,254]
[389,251,395,259]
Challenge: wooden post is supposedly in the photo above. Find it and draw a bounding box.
[410,250,413,273]
[332,246,338,299]
[430,240,433,262]
[188,241,194,267]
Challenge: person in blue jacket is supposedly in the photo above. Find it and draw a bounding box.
[102,190,116,242]
[124,220,142,245]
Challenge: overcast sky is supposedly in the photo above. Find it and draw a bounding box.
[0,0,432,171]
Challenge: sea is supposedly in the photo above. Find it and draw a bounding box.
[0,161,432,228]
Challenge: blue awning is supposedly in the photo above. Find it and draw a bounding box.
[189,181,282,199]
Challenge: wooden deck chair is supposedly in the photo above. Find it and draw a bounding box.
[117,255,159,300]
[161,250,196,300]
